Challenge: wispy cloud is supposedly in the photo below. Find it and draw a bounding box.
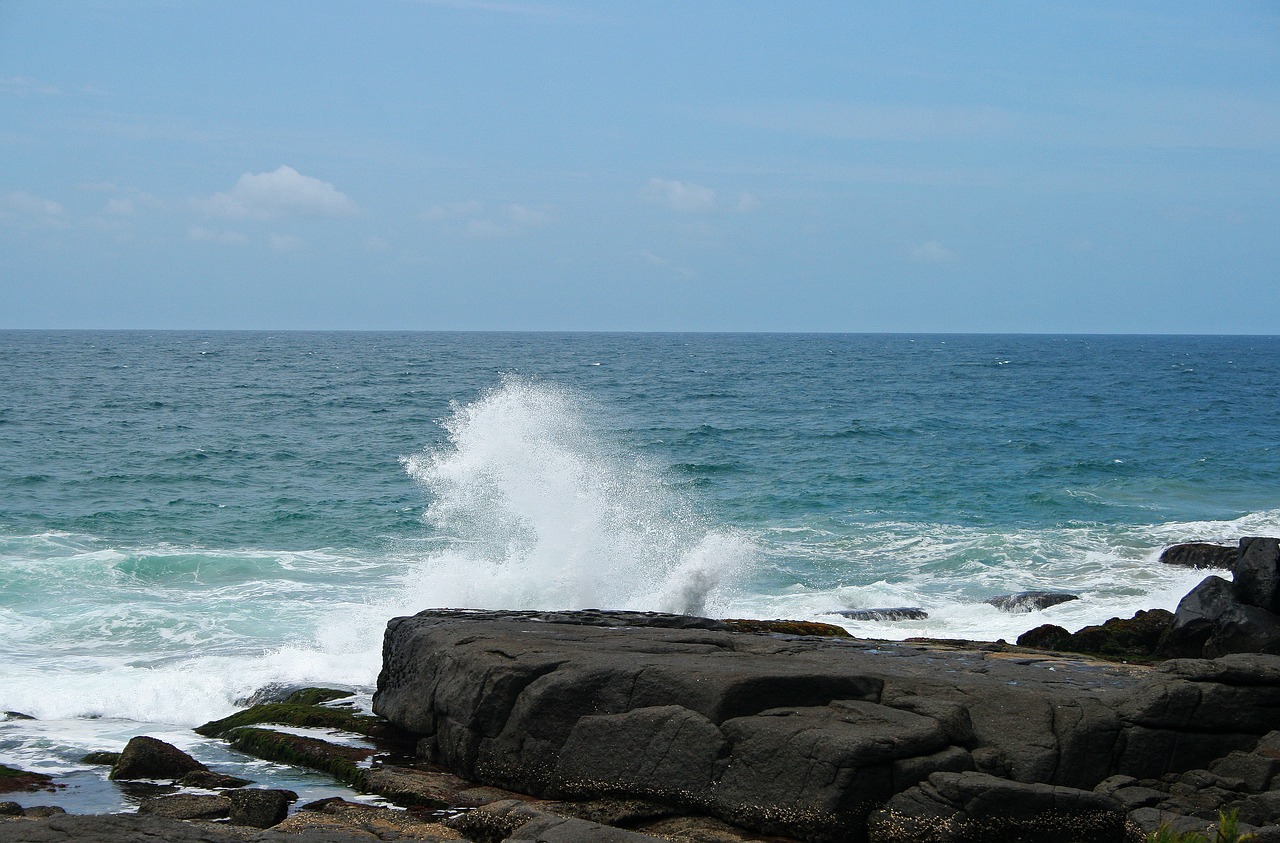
[270,233,304,252]
[911,240,956,263]
[639,249,696,279]
[0,76,61,96]
[640,178,716,213]
[422,200,554,237]
[1,191,66,227]
[194,166,358,221]
[735,192,761,213]
[188,226,248,245]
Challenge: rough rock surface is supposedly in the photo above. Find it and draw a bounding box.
[830,609,929,622]
[381,609,1264,840]
[109,735,208,781]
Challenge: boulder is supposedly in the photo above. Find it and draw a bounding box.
[0,764,57,794]
[109,735,207,781]
[1161,575,1280,658]
[225,787,297,828]
[1160,542,1239,571]
[984,592,1079,612]
[1235,537,1280,614]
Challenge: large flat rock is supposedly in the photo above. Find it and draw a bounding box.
[373,610,1280,841]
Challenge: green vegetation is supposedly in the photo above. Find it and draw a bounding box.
[1144,809,1256,843]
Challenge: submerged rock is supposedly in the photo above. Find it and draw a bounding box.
[832,608,929,621]
[984,591,1079,612]
[1160,542,1239,571]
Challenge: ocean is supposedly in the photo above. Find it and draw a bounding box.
[2,330,1278,810]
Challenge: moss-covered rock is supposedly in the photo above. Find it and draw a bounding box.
[1016,609,1174,661]
[80,751,121,767]
[721,618,852,638]
[195,702,404,743]
[0,764,57,794]
[283,687,356,707]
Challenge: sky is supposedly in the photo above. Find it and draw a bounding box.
[1,1,1277,333]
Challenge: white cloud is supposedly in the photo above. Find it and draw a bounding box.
[270,233,304,252]
[0,76,61,96]
[911,240,956,263]
[197,165,357,220]
[188,226,248,245]
[5,191,64,217]
[640,178,716,213]
[106,198,135,216]
[736,192,761,213]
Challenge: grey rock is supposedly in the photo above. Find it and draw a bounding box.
[109,735,207,781]
[1126,807,1218,836]
[1111,785,1168,810]
[555,705,728,802]
[984,591,1079,612]
[1160,542,1239,571]
[177,769,254,789]
[1211,750,1280,792]
[226,787,297,828]
[18,807,64,819]
[1233,791,1280,827]
[137,793,232,819]
[1092,774,1137,795]
[1236,537,1280,614]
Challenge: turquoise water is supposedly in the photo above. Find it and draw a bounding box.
[2,331,1278,806]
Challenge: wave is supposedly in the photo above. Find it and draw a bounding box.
[398,377,752,616]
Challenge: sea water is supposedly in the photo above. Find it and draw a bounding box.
[2,331,1278,808]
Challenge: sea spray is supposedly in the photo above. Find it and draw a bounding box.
[399,378,752,615]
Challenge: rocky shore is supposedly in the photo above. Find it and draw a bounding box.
[4,539,1280,843]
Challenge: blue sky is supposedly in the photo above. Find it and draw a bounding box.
[1,1,1277,332]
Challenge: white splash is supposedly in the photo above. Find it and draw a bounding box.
[399,378,751,615]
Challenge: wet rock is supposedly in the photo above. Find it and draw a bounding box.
[225,787,297,828]
[240,683,356,707]
[832,608,929,621]
[984,591,1079,612]
[1018,610,1174,658]
[0,802,23,816]
[176,769,253,789]
[137,792,231,820]
[1160,542,1240,571]
[79,751,120,766]
[0,764,57,794]
[2,712,34,721]
[277,797,464,840]
[20,806,65,818]
[721,618,851,637]
[109,735,208,781]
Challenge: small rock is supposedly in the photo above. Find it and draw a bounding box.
[2,712,35,721]
[177,769,253,789]
[21,806,65,818]
[225,787,297,828]
[1211,750,1280,792]
[0,802,23,816]
[80,751,121,767]
[138,794,231,820]
[0,764,57,794]
[110,736,207,781]
[985,591,1079,612]
[832,608,929,621]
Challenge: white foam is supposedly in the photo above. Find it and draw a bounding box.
[398,378,751,616]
